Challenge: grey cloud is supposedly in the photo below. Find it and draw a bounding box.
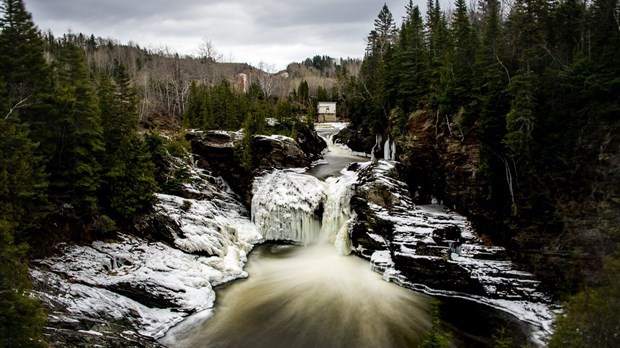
[24,0,412,69]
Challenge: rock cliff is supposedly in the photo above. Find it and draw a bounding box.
[347,160,554,339]
[187,129,326,206]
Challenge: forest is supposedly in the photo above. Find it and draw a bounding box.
[339,0,618,346]
[1,0,619,346]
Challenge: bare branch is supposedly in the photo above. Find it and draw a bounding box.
[4,96,31,120]
[495,54,511,84]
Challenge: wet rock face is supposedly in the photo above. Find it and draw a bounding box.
[348,161,551,313]
[333,126,376,154]
[295,126,328,162]
[397,110,482,216]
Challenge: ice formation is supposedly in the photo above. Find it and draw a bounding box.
[251,170,325,245]
[384,137,391,160]
[251,159,359,254]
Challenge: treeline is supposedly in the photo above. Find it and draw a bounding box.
[0,1,189,345]
[345,0,618,345]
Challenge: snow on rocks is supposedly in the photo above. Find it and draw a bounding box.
[31,163,263,341]
[349,160,556,343]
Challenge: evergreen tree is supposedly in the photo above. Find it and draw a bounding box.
[549,254,620,348]
[0,0,48,121]
[359,3,397,134]
[104,133,157,221]
[47,41,104,214]
[473,0,512,220]
[0,119,48,235]
[448,0,477,117]
[0,220,46,347]
[98,61,157,221]
[297,80,309,106]
[183,81,203,129]
[395,2,427,119]
[0,93,46,347]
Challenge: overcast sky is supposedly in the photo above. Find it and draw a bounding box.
[22,0,430,71]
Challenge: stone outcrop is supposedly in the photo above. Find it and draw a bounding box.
[31,159,263,346]
[187,130,326,206]
[347,161,553,333]
[295,125,328,162]
[397,110,482,216]
[332,126,376,155]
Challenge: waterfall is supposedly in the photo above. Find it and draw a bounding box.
[251,169,357,254]
[319,172,357,255]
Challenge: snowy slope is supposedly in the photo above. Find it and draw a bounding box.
[31,163,262,340]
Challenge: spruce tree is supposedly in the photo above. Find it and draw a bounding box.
[0,0,48,116]
[395,2,427,119]
[449,0,477,117]
[0,103,47,348]
[183,81,203,129]
[104,133,157,221]
[48,40,104,214]
[0,220,46,347]
[98,62,157,221]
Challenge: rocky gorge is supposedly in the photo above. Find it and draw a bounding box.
[31,123,558,346]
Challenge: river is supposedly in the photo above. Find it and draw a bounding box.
[162,123,534,347]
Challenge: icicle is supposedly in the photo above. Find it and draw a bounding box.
[384,137,391,160]
[371,134,382,162]
[390,141,397,161]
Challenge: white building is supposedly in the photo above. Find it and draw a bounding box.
[317,101,337,122]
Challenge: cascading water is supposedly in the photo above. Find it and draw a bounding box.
[162,123,540,348]
[162,124,432,348]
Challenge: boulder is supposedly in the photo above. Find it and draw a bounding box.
[253,135,311,169]
[333,126,376,154]
[295,125,328,161]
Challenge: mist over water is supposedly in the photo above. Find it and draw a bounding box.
[165,244,431,348]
